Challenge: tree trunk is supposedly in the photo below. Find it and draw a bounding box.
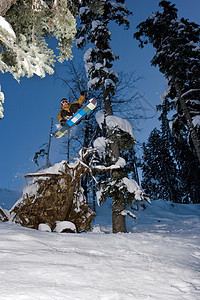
[110,138,126,233]
[112,193,126,233]
[176,85,200,164]
[102,87,126,233]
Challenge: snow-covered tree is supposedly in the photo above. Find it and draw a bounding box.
[142,98,200,203]
[94,112,150,217]
[169,134,200,203]
[141,128,179,202]
[134,0,200,163]
[76,1,150,233]
[0,0,104,118]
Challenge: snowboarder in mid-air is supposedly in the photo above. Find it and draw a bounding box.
[53,95,97,138]
[57,91,86,126]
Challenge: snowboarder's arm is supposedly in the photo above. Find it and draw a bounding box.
[57,109,63,122]
[73,92,86,107]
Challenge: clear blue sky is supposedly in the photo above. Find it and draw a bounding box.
[0,0,199,191]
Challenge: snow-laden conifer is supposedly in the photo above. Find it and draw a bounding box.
[76,1,150,233]
[134,0,200,162]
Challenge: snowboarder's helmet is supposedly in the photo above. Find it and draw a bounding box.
[61,98,68,104]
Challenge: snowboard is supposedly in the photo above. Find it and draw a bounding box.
[52,98,97,138]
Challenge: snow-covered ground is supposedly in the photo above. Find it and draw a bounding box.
[0,200,200,300]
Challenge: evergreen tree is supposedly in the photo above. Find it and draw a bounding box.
[77,0,130,233]
[141,127,180,202]
[76,1,150,233]
[134,0,200,163]
[142,98,200,203]
[170,136,200,203]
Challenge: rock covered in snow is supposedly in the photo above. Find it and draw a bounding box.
[54,221,77,233]
[38,223,51,232]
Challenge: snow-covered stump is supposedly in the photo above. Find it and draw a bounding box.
[10,149,96,232]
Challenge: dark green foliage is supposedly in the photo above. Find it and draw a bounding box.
[0,0,80,81]
[170,138,200,203]
[134,0,200,201]
[141,128,180,202]
[134,0,200,159]
[76,1,150,233]
[142,99,200,203]
[134,1,200,91]
[77,0,132,98]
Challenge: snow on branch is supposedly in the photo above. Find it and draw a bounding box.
[0,16,16,39]
[0,29,55,81]
[120,177,151,204]
[25,148,99,185]
[0,85,5,119]
[0,16,54,80]
[192,115,200,129]
[93,157,126,172]
[181,89,200,99]
[95,110,135,139]
[121,209,137,219]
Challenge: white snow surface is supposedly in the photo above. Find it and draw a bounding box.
[95,110,105,129]
[0,200,200,299]
[0,16,16,39]
[122,177,140,193]
[36,160,67,175]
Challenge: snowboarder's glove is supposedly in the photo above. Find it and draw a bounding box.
[80,91,86,96]
[60,119,66,126]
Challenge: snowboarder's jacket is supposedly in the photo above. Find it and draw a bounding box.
[57,93,86,123]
